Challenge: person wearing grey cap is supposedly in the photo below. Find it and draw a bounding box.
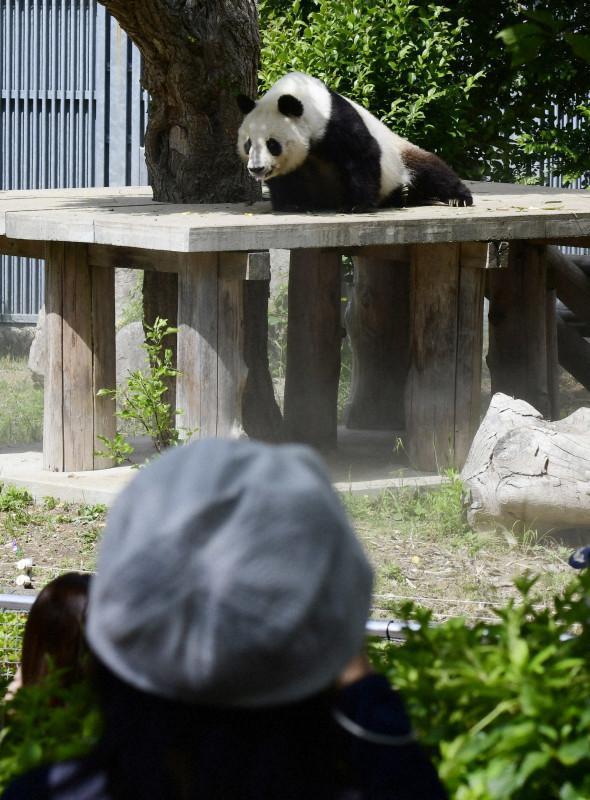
[2,439,447,800]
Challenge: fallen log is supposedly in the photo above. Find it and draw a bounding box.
[461,392,590,534]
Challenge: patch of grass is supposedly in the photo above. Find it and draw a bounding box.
[0,486,33,513]
[0,359,43,446]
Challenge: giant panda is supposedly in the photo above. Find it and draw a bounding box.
[237,72,472,212]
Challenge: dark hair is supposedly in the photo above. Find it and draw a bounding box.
[21,571,91,687]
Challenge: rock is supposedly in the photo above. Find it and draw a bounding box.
[0,324,35,360]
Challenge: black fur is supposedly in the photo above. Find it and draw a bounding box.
[396,146,473,207]
[268,90,381,212]
[278,94,304,118]
[237,94,256,115]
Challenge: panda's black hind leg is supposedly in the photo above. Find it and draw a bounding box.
[400,146,473,207]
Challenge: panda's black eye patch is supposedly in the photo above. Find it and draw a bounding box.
[244,138,251,154]
[266,138,282,156]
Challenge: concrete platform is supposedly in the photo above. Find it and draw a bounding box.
[0,429,445,507]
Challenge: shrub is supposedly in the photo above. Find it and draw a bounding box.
[0,672,101,792]
[369,570,590,799]
[259,0,482,162]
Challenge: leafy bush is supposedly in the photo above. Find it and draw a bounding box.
[0,672,101,792]
[369,570,590,799]
[259,0,482,162]
[259,0,590,184]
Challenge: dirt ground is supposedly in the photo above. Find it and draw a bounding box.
[0,355,587,621]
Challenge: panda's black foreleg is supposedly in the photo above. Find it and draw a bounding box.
[341,164,381,213]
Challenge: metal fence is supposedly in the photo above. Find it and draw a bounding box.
[0,0,148,323]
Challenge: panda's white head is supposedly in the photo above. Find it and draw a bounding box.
[236,72,331,182]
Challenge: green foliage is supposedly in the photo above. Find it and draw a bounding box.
[116,272,144,331]
[259,0,590,185]
[0,486,33,513]
[369,571,590,799]
[259,0,482,157]
[0,371,43,447]
[96,317,191,464]
[498,9,590,67]
[0,673,101,792]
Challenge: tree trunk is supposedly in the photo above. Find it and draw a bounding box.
[461,392,590,534]
[99,1,260,203]
[99,2,282,441]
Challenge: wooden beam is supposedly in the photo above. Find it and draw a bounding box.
[405,243,484,471]
[546,245,590,326]
[557,316,590,391]
[406,243,460,471]
[487,242,553,418]
[0,235,44,259]
[176,253,248,439]
[43,242,116,471]
[284,249,342,448]
[344,249,409,431]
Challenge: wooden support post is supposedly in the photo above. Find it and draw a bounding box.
[344,248,410,430]
[487,242,554,418]
[177,253,247,439]
[242,279,284,441]
[405,243,485,472]
[283,249,342,448]
[43,243,116,471]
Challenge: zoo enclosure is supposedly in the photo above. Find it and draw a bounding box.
[0,0,147,322]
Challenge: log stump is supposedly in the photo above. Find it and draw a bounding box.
[462,392,590,534]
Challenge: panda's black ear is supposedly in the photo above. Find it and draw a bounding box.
[278,94,304,118]
[237,94,256,115]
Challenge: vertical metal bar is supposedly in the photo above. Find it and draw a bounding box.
[94,3,106,186]
[88,0,95,184]
[109,18,127,186]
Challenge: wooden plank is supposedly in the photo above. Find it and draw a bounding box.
[0,235,44,259]
[546,245,590,326]
[87,244,182,272]
[454,263,485,466]
[91,265,117,469]
[43,243,65,472]
[217,254,247,437]
[344,251,409,431]
[487,242,552,418]
[62,244,95,471]
[405,243,461,471]
[3,183,590,253]
[557,316,590,391]
[284,249,342,448]
[177,253,219,439]
[0,189,153,235]
[546,288,560,419]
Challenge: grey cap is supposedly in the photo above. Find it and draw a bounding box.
[86,439,373,707]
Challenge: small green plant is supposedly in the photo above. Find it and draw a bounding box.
[0,486,33,513]
[42,496,58,511]
[96,317,192,465]
[368,570,590,799]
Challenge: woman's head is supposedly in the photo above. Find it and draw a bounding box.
[87,439,373,708]
[21,571,91,686]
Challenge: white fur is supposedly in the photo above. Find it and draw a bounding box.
[237,72,411,198]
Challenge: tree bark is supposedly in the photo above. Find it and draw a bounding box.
[99,0,260,203]
[98,2,282,441]
[461,392,590,534]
